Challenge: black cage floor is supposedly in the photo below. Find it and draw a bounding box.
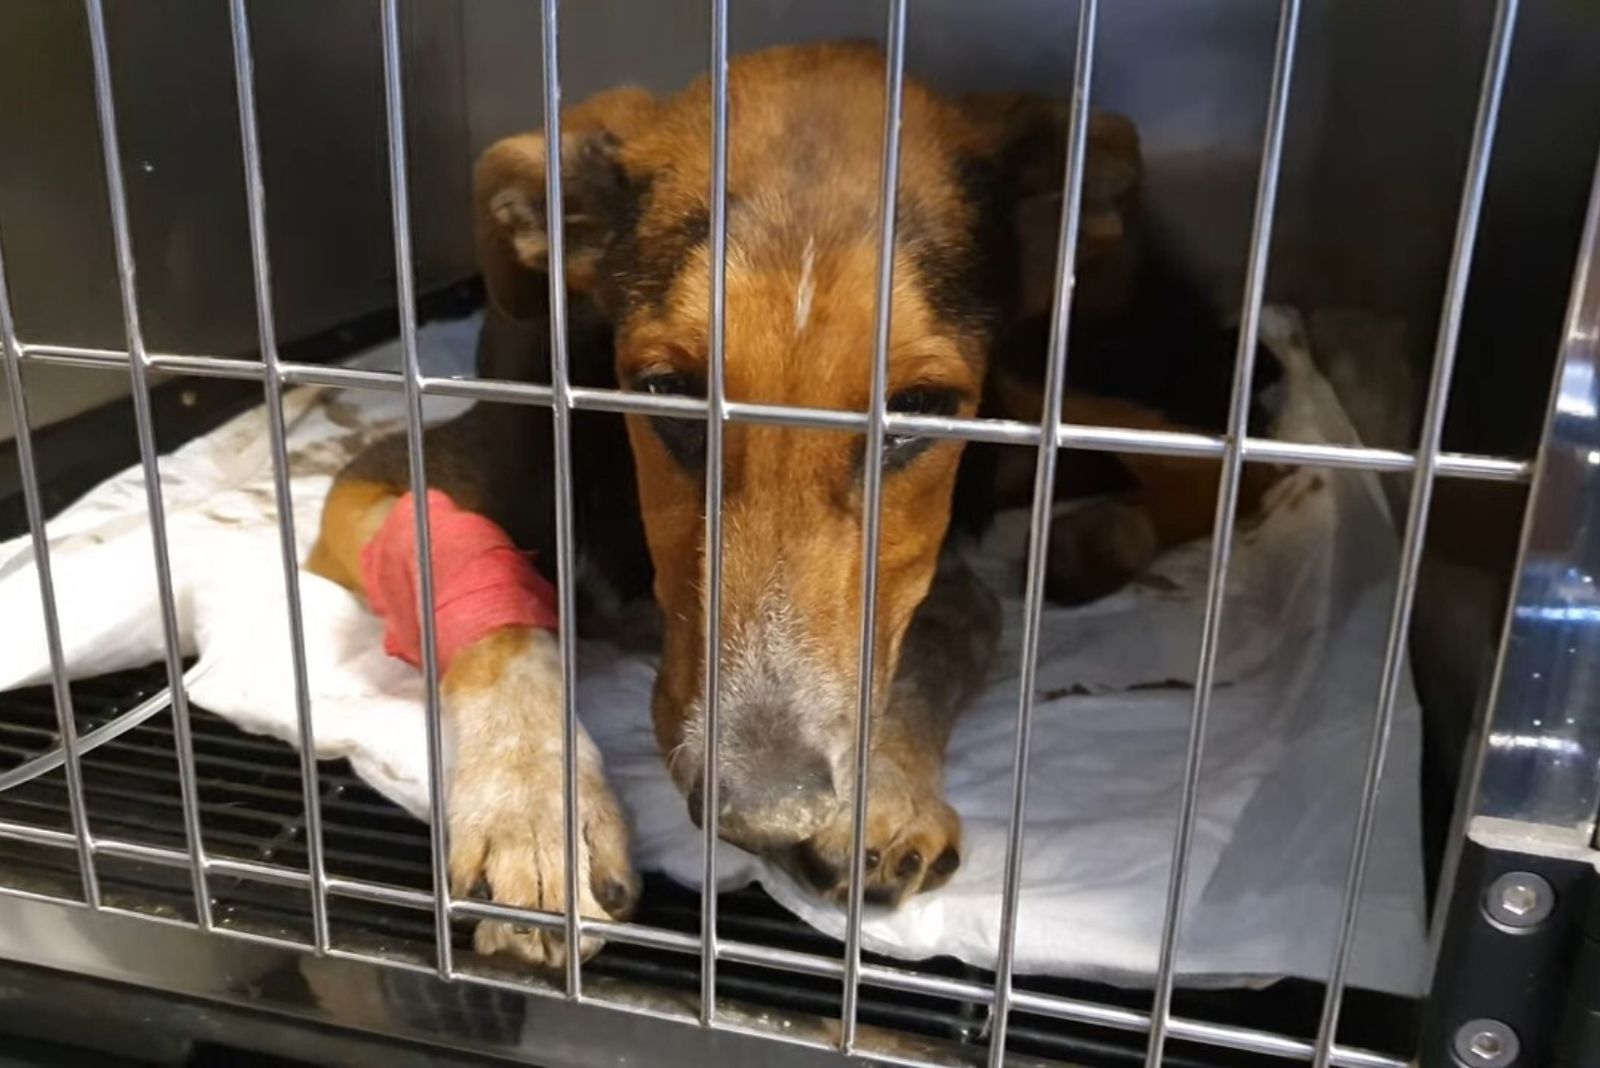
[0,667,1416,1067]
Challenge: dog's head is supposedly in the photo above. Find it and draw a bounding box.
[474,43,1140,854]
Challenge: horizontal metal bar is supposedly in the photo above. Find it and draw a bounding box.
[0,819,76,849]
[0,678,176,794]
[206,923,312,954]
[91,835,194,866]
[0,882,92,910]
[325,943,439,977]
[97,903,199,931]
[449,896,566,933]
[283,363,403,391]
[323,874,432,909]
[15,340,1530,481]
[18,343,145,370]
[423,374,553,406]
[1007,989,1407,1068]
[206,855,313,889]
[147,353,267,382]
[585,915,703,956]
[20,343,405,393]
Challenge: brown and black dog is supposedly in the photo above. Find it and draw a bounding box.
[308,42,1280,967]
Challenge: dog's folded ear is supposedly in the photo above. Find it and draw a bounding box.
[962,92,1143,323]
[474,87,660,321]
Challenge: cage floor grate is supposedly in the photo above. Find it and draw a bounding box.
[0,667,1414,1067]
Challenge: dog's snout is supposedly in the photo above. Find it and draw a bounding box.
[687,746,839,853]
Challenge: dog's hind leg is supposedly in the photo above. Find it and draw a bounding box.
[782,551,1001,907]
[307,415,639,968]
[1044,392,1283,604]
[984,388,1282,605]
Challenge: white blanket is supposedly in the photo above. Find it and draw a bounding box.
[0,309,1425,995]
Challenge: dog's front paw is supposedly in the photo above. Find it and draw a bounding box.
[449,749,639,969]
[781,755,961,909]
[1046,498,1160,605]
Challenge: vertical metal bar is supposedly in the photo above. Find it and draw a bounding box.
[82,0,211,928]
[379,0,454,978]
[1143,3,1300,1064]
[839,0,908,1050]
[1310,2,1518,1064]
[536,0,586,1001]
[0,236,100,910]
[985,3,1098,1064]
[227,0,330,955]
[699,0,731,1028]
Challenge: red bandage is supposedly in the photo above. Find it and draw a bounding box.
[360,489,558,674]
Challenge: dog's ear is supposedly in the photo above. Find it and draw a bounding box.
[964,93,1143,322]
[474,87,660,321]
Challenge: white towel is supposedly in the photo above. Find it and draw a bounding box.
[0,308,1426,994]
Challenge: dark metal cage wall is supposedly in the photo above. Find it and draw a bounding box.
[1,1,1598,1067]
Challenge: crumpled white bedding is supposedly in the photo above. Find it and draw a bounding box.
[0,307,1425,995]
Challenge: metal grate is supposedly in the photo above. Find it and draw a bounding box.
[0,667,1414,1067]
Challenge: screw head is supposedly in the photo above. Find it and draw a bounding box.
[1484,871,1554,929]
[1453,1019,1519,1067]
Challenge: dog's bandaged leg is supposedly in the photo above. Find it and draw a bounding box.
[360,489,558,673]
[347,486,635,967]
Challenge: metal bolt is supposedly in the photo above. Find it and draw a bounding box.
[1452,1019,1519,1067]
[1484,871,1554,929]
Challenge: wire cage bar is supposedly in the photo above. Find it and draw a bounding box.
[838,0,909,1051]
[0,199,99,908]
[82,0,213,928]
[378,0,456,980]
[986,1,1098,1064]
[1144,2,1300,1064]
[0,2,1577,1068]
[226,0,331,957]
[8,339,1536,481]
[534,0,590,1001]
[700,0,732,1027]
[1309,1,1519,1063]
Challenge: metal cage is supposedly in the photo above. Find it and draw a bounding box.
[0,1,1597,1066]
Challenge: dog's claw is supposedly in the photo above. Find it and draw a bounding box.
[780,758,960,909]
[449,757,636,970]
[594,876,638,917]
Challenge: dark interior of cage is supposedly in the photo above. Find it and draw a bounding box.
[3,2,1599,1066]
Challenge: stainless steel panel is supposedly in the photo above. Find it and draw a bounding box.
[1469,148,1600,843]
[0,892,907,1068]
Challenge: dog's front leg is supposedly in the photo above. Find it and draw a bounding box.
[445,625,638,967]
[310,467,639,967]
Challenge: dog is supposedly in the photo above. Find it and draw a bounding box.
[307,42,1281,967]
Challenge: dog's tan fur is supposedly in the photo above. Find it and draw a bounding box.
[310,42,1278,962]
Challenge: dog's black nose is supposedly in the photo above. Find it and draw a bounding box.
[687,749,838,853]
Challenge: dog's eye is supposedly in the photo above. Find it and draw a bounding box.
[883,387,962,469]
[634,371,706,470]
[887,387,960,418]
[637,371,699,398]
